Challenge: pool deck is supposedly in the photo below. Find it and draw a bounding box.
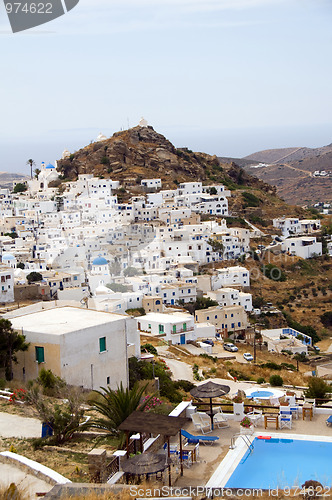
[174,412,332,488]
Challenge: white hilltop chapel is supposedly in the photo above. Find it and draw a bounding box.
[96,132,107,142]
[27,161,60,195]
[139,117,148,127]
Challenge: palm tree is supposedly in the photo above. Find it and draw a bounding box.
[26,159,35,179]
[87,382,151,445]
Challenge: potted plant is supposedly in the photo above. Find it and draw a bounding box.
[240,416,253,434]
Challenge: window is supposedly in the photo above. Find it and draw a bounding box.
[159,324,164,333]
[148,324,151,329]
[99,337,106,353]
[107,376,110,385]
[238,322,241,327]
[35,346,45,363]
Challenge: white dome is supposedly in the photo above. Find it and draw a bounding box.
[95,285,113,295]
[2,253,15,261]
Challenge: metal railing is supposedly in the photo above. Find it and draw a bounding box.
[230,433,254,451]
[105,456,119,482]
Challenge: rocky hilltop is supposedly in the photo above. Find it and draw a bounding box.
[57,126,276,195]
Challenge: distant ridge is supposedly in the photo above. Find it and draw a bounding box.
[0,171,27,188]
[241,142,332,205]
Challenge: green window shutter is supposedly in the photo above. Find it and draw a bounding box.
[172,325,176,333]
[159,324,164,333]
[35,346,44,363]
[99,337,106,352]
[183,323,187,331]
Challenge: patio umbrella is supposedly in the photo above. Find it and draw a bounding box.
[190,381,230,429]
[121,452,169,476]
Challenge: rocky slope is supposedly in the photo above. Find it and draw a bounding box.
[239,143,332,206]
[56,126,318,222]
[57,126,275,194]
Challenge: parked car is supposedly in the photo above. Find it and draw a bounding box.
[203,339,214,346]
[223,343,238,352]
[243,352,254,361]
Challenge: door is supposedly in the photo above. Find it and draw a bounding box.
[180,334,186,345]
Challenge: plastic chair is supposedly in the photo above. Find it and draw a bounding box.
[326,416,332,427]
[247,409,263,427]
[191,412,211,434]
[214,410,230,429]
[289,406,300,419]
[279,412,292,429]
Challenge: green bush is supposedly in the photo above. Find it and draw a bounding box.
[256,377,265,384]
[261,264,286,282]
[140,343,157,356]
[0,378,6,390]
[173,380,195,392]
[26,272,43,284]
[242,191,261,207]
[262,362,282,371]
[320,311,332,328]
[304,377,331,400]
[269,375,283,386]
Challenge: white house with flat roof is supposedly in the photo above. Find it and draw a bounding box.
[207,288,252,311]
[137,311,195,345]
[281,237,322,259]
[5,305,139,390]
[261,328,311,354]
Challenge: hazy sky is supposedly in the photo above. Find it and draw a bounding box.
[1,0,332,173]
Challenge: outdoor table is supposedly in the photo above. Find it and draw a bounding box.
[184,443,199,462]
[264,414,279,430]
[302,404,313,420]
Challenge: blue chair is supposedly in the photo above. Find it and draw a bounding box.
[326,416,332,427]
[181,429,219,445]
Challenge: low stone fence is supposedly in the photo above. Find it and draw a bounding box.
[0,451,71,486]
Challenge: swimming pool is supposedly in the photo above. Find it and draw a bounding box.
[208,436,332,489]
[245,387,285,399]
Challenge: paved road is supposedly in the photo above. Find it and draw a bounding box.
[0,412,41,438]
[161,356,195,382]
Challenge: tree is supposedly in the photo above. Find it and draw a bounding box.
[304,377,331,401]
[26,271,43,284]
[34,168,41,179]
[87,382,150,444]
[33,386,85,444]
[123,266,139,277]
[207,238,224,254]
[13,183,27,193]
[27,158,35,179]
[0,319,29,380]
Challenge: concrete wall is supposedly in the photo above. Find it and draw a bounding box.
[59,318,128,390]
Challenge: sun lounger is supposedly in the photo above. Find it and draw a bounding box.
[181,429,219,445]
[326,416,332,427]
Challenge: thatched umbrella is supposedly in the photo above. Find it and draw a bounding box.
[122,452,169,477]
[190,381,230,429]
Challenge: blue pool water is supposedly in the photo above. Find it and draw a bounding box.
[247,390,274,398]
[226,438,332,489]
